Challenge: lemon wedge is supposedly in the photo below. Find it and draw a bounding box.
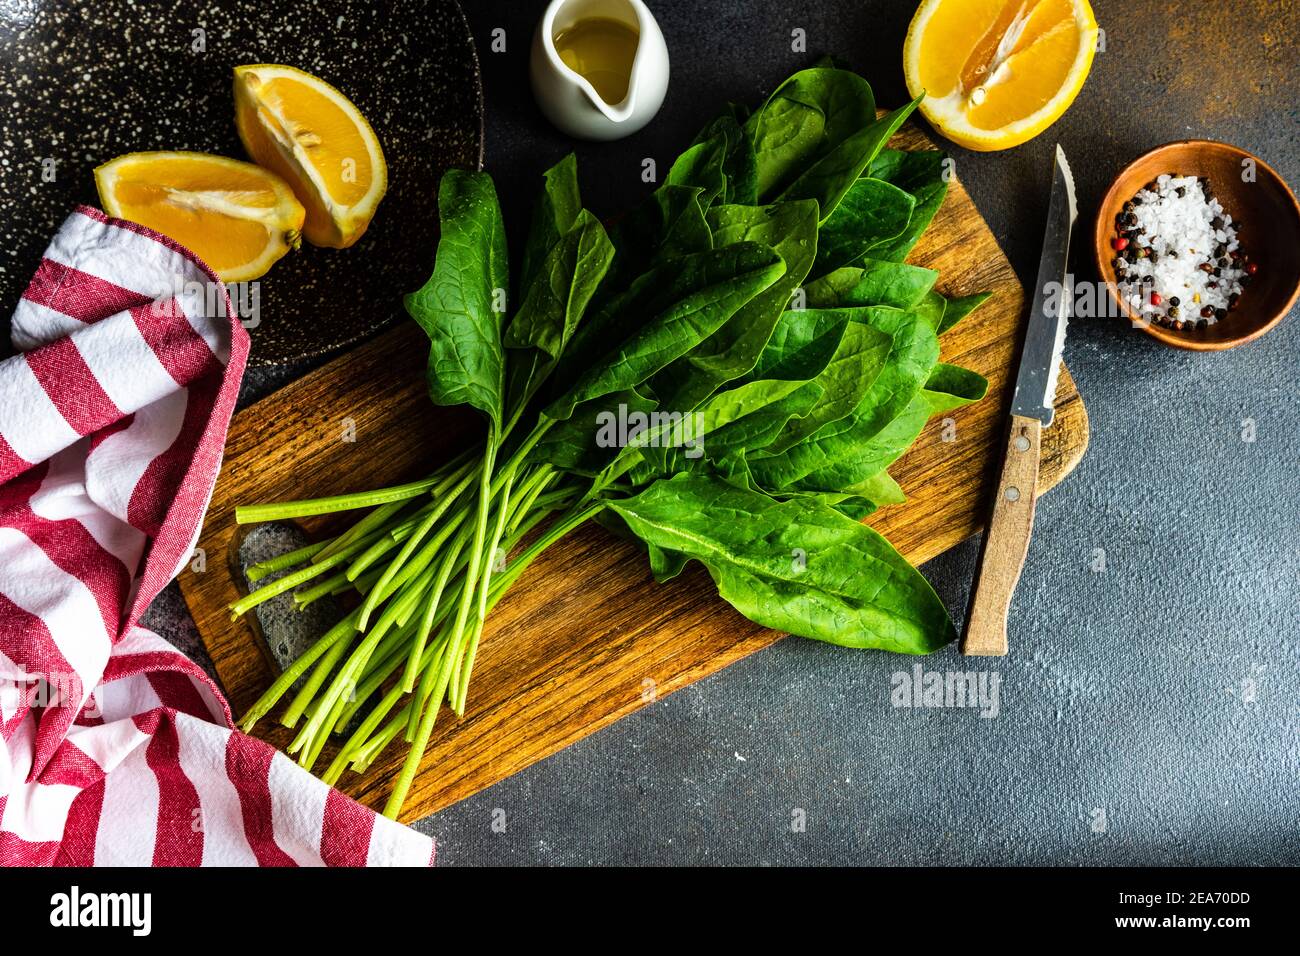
[234,64,387,248]
[94,150,305,281]
[904,0,1099,151]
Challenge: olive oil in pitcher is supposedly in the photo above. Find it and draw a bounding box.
[553,17,640,105]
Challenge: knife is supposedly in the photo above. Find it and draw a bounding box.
[961,144,1077,656]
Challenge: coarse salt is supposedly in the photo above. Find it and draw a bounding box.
[1111,174,1249,328]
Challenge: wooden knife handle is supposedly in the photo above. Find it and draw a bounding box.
[961,414,1042,656]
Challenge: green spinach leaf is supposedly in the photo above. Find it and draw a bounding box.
[869,149,950,262]
[666,135,728,210]
[546,242,787,421]
[760,312,892,454]
[607,474,956,652]
[747,305,939,490]
[812,177,916,277]
[748,68,877,200]
[689,105,758,205]
[914,290,946,332]
[805,259,939,310]
[504,209,615,411]
[936,291,991,335]
[518,154,581,298]
[404,169,508,430]
[778,95,923,223]
[506,209,614,362]
[921,362,989,415]
[649,200,819,412]
[605,184,713,293]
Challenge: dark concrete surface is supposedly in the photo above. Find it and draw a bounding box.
[143,0,1299,864]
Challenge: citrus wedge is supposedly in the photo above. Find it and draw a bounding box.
[233,64,387,249]
[904,0,1099,151]
[94,151,305,282]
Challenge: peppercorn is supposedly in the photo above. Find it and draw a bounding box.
[1213,267,1222,277]
[1201,306,1215,319]
[1230,249,1241,260]
[1208,281,1218,289]
[1199,262,1214,273]
[1111,236,1129,251]
[1218,257,1230,268]
[1173,320,1185,331]
[1229,293,1240,306]
[1211,217,1224,230]
[1143,275,1153,284]
[1246,262,1259,275]
[1169,296,1181,307]
[1137,247,1149,258]
[1175,187,1186,198]
[1150,292,1163,306]
[1168,306,1180,319]
[1215,308,1227,320]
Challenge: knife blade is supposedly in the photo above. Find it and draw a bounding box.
[961,146,1077,657]
[1010,143,1077,426]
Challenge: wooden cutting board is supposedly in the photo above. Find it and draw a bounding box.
[178,123,1089,822]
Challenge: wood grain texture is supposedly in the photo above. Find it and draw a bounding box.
[961,414,1042,657]
[178,123,1090,821]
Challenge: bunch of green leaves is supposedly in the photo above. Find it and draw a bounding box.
[232,63,991,818]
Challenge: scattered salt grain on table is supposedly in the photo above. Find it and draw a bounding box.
[1110,173,1257,330]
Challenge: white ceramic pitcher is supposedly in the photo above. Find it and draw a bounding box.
[530,0,670,141]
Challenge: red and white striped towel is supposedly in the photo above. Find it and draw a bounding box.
[0,206,434,866]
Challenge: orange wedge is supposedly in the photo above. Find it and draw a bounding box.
[904,0,1099,151]
[94,151,305,282]
[233,64,387,249]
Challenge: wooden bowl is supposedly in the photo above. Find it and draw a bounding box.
[1094,141,1300,350]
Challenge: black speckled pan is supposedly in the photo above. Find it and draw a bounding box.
[0,0,483,365]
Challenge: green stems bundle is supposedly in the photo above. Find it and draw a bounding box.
[235,442,588,814]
